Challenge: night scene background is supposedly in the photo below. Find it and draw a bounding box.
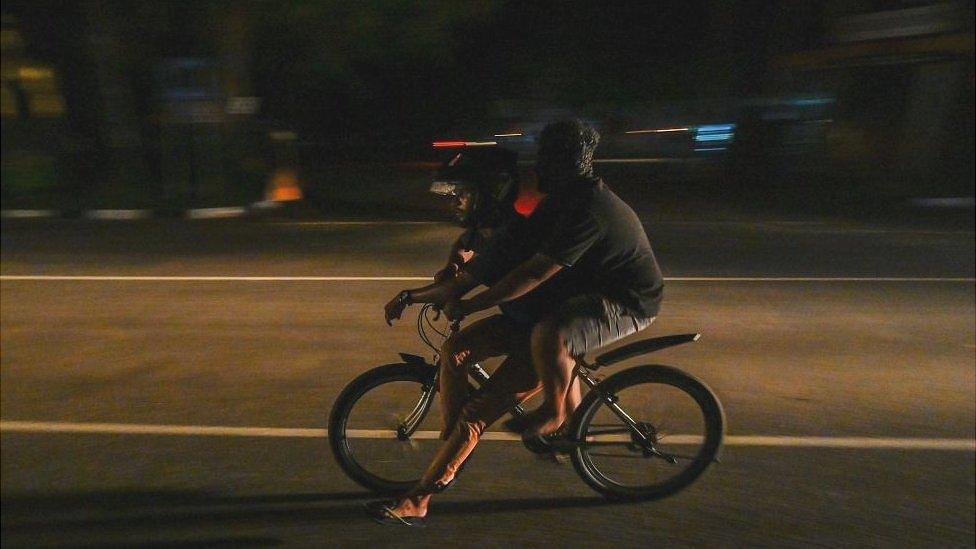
[1,2,974,547]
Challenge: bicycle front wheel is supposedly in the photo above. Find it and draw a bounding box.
[570,365,725,500]
[329,363,449,494]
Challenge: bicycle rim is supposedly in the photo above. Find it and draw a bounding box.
[570,365,724,500]
[329,364,443,493]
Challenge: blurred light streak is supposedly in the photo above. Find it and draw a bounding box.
[694,133,733,141]
[17,66,54,80]
[494,133,523,137]
[625,127,690,134]
[432,140,498,148]
[695,124,736,132]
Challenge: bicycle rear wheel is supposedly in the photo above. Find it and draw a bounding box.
[570,365,724,500]
[329,363,450,494]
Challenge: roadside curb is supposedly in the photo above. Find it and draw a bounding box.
[0,209,59,219]
[3,206,260,220]
[85,209,154,220]
[185,206,250,219]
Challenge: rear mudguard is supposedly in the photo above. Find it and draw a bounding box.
[593,333,700,368]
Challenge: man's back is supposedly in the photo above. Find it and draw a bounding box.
[538,178,664,318]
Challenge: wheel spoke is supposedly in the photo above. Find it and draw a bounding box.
[330,367,451,493]
[572,366,724,499]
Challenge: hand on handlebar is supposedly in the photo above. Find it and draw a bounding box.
[442,299,467,324]
[384,290,411,326]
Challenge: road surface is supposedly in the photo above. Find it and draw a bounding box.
[2,216,974,547]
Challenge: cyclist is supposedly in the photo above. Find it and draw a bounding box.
[373,147,560,526]
[444,119,664,450]
[371,120,664,526]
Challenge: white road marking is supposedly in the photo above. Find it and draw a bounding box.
[1,276,973,283]
[274,221,443,226]
[664,277,975,282]
[1,421,973,451]
[0,275,432,282]
[0,421,325,438]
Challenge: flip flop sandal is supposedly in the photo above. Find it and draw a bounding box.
[366,503,427,527]
[522,430,572,457]
[363,499,397,513]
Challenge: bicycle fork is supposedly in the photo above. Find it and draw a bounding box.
[396,361,527,441]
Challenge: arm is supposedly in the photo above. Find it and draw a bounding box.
[385,272,479,325]
[410,271,479,304]
[435,233,479,282]
[453,253,563,318]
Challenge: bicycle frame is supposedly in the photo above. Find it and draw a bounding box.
[397,304,687,463]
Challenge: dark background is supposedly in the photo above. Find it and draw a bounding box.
[2,1,974,219]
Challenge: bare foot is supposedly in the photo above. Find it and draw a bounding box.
[389,495,429,518]
[521,412,567,438]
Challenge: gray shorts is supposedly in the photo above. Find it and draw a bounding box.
[549,294,654,357]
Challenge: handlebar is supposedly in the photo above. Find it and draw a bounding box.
[417,303,459,352]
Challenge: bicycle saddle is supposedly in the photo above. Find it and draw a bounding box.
[588,333,700,369]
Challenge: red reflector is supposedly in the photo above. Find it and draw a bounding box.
[514,190,544,217]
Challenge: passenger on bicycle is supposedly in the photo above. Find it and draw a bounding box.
[443,119,664,449]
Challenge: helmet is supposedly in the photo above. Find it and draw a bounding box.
[430,147,519,228]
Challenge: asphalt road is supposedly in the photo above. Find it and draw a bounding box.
[1,215,974,547]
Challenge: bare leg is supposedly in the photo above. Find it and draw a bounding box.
[388,350,540,518]
[523,318,577,436]
[435,316,514,439]
[438,339,470,439]
[564,372,581,418]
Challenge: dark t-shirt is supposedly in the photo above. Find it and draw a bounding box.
[464,178,663,320]
[463,210,553,324]
[464,216,535,285]
[538,178,664,317]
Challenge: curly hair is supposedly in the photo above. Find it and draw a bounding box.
[537,119,601,178]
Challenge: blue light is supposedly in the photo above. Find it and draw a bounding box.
[695,133,733,142]
[696,124,735,132]
[694,123,736,143]
[793,98,833,106]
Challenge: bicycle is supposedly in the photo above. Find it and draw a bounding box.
[329,303,724,500]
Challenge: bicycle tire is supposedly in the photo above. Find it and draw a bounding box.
[328,363,439,493]
[569,365,725,500]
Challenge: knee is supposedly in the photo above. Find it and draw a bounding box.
[440,335,470,372]
[454,404,487,441]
